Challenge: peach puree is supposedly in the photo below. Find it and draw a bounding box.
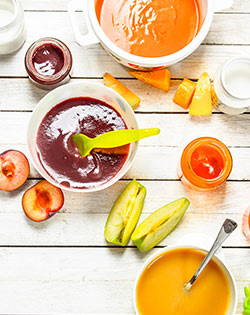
[190,144,225,180]
[95,0,201,57]
[136,248,230,315]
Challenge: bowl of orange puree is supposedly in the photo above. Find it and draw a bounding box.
[133,240,237,315]
[68,0,233,70]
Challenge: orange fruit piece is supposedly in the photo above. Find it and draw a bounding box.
[173,78,196,109]
[189,72,212,116]
[103,73,140,110]
[128,69,171,92]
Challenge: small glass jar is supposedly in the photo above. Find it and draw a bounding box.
[0,0,26,54]
[178,137,232,191]
[213,57,250,115]
[25,37,73,90]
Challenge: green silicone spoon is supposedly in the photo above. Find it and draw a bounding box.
[72,128,160,157]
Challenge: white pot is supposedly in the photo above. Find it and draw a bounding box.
[68,0,233,70]
[133,233,237,315]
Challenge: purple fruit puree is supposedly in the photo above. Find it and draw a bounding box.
[36,97,129,189]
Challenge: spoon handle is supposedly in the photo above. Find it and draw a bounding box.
[184,219,237,291]
[92,128,160,148]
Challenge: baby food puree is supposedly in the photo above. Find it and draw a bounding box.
[36,97,129,190]
[136,248,230,315]
[96,0,200,57]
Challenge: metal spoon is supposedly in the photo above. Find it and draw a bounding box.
[184,218,238,292]
[72,128,160,157]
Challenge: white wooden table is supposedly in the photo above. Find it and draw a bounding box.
[0,1,250,314]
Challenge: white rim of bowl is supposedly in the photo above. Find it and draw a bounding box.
[88,0,214,67]
[27,81,139,193]
[133,245,237,315]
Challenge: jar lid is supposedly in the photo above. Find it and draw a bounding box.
[25,37,72,86]
[221,57,250,100]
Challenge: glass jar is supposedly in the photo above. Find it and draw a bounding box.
[25,37,73,90]
[178,137,232,191]
[213,57,250,115]
[0,0,26,54]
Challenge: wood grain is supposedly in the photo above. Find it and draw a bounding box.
[2,112,250,147]
[1,42,250,79]
[0,247,247,314]
[0,179,248,246]
[1,78,250,114]
[19,12,250,45]
[1,2,250,314]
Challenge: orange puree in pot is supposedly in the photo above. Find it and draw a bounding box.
[136,249,230,315]
[95,0,201,57]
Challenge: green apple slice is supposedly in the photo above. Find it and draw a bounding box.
[104,179,146,246]
[131,197,190,252]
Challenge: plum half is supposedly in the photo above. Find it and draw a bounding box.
[0,150,30,191]
[22,180,64,222]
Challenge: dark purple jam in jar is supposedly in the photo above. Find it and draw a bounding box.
[25,37,72,89]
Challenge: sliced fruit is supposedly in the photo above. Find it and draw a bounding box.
[129,69,171,92]
[189,72,212,116]
[173,78,196,109]
[242,206,250,241]
[131,197,190,252]
[105,179,146,246]
[22,180,64,222]
[0,150,30,191]
[211,84,218,107]
[103,73,140,110]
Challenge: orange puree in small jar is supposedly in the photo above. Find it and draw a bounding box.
[179,137,232,190]
[95,0,201,57]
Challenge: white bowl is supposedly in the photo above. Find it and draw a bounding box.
[133,235,237,315]
[68,0,233,70]
[27,82,138,192]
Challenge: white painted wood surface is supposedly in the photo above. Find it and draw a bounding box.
[0,0,250,314]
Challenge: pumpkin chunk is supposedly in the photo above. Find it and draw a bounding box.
[103,73,140,110]
[173,78,196,109]
[129,69,171,92]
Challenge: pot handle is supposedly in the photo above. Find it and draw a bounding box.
[214,0,233,12]
[68,0,99,46]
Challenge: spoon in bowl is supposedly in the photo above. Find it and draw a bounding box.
[184,218,238,292]
[72,128,160,157]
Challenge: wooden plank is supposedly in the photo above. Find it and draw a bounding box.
[0,179,248,246]
[20,12,250,45]
[228,0,250,13]
[2,179,250,215]
[0,247,247,314]
[21,0,69,11]
[2,77,250,114]
[0,143,249,180]
[20,0,250,13]
[1,111,250,147]
[0,78,186,113]
[1,42,249,79]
